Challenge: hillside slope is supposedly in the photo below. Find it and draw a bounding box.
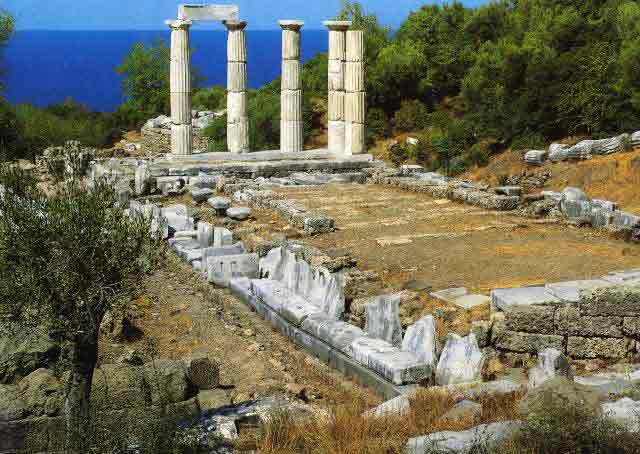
[463,150,640,213]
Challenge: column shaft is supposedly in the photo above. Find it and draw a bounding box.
[225,20,250,153]
[323,21,351,155]
[345,30,366,156]
[279,21,304,153]
[166,19,193,155]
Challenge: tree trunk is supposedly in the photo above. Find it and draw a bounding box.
[63,336,98,453]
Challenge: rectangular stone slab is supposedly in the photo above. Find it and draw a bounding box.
[178,4,239,22]
[279,295,323,326]
[545,279,614,303]
[207,253,259,287]
[491,287,559,310]
[292,329,332,363]
[301,313,366,352]
[346,337,432,385]
[251,279,289,312]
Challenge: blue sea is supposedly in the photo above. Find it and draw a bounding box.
[3,30,327,112]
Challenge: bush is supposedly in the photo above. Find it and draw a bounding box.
[202,114,227,152]
[500,399,640,454]
[393,99,429,132]
[389,143,410,169]
[192,85,226,112]
[367,108,391,144]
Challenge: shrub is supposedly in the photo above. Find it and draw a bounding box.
[202,114,227,152]
[367,108,391,144]
[192,85,226,112]
[393,99,429,132]
[389,143,410,169]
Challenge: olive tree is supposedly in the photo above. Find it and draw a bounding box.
[0,166,163,452]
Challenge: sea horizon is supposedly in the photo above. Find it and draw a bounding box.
[3,29,329,112]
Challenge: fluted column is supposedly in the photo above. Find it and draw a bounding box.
[166,19,193,155]
[323,21,351,155]
[345,30,366,155]
[225,20,250,153]
[279,20,304,152]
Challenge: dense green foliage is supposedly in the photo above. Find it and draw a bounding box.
[363,0,640,172]
[4,1,640,168]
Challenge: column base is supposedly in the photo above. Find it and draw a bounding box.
[281,120,304,152]
[227,118,250,154]
[345,122,366,155]
[328,120,345,155]
[171,124,193,156]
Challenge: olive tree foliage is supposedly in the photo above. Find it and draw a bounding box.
[0,165,163,452]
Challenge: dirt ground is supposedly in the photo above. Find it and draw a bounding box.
[99,253,380,410]
[267,184,640,294]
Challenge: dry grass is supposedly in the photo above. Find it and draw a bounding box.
[463,148,640,213]
[252,388,523,454]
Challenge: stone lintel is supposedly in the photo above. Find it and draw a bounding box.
[165,19,193,29]
[178,4,239,22]
[323,20,352,31]
[224,20,247,31]
[279,20,305,30]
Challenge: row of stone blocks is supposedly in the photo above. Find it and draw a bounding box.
[546,187,640,231]
[489,270,640,359]
[228,247,434,398]
[378,171,521,211]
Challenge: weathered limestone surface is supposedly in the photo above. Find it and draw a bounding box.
[528,348,573,389]
[207,253,259,287]
[402,315,438,368]
[324,21,351,154]
[364,294,403,347]
[344,30,366,155]
[503,304,556,334]
[226,20,249,153]
[166,19,193,155]
[435,333,484,386]
[280,21,304,152]
[406,421,521,454]
[567,337,633,359]
[178,4,239,22]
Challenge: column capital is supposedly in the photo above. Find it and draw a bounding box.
[165,19,192,30]
[279,20,304,31]
[323,20,352,31]
[224,20,247,31]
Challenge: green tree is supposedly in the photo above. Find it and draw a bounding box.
[115,39,203,119]
[0,167,162,452]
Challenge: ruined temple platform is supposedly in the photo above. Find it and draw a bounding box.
[258,184,640,293]
[149,149,383,178]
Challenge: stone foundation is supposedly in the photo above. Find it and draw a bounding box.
[490,279,640,360]
[140,126,211,155]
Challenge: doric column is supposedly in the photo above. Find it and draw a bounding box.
[166,19,193,155]
[225,20,250,153]
[323,21,351,155]
[345,30,366,155]
[279,20,304,152]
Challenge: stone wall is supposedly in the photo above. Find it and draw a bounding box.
[140,126,210,155]
[489,282,640,360]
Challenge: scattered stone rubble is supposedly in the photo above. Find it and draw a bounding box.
[141,111,223,154]
[524,130,639,165]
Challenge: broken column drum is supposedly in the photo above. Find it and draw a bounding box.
[280,21,304,152]
[226,20,250,153]
[323,21,351,155]
[167,19,193,155]
[345,30,366,155]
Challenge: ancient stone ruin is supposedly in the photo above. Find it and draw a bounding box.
[161,5,363,156]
